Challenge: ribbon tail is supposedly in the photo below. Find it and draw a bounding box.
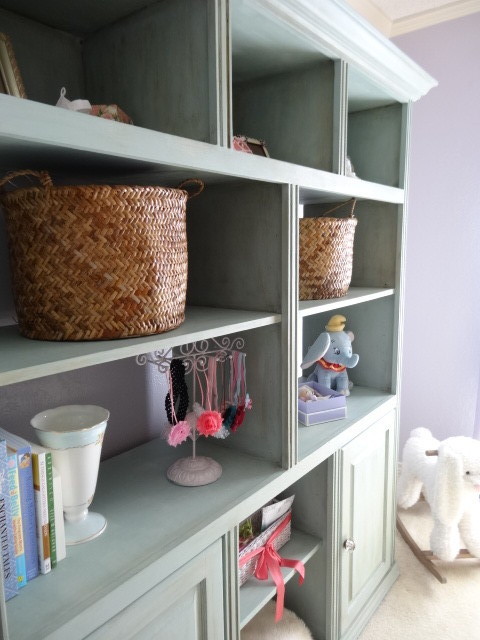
[266,554,286,622]
[280,557,305,585]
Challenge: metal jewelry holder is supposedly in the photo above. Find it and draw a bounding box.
[136,336,245,486]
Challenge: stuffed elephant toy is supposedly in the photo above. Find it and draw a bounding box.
[397,427,480,561]
[301,315,359,396]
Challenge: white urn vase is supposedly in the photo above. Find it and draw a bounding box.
[31,404,109,545]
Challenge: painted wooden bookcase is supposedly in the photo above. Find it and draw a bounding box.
[0,1,436,638]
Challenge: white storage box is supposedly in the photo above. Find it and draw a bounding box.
[298,381,347,426]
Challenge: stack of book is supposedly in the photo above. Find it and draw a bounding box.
[0,428,66,602]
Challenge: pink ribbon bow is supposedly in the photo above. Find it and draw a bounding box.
[239,513,305,621]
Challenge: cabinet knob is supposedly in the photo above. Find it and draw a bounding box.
[343,538,356,551]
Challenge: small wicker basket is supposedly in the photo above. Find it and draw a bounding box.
[238,509,292,586]
[0,170,204,341]
[299,198,357,300]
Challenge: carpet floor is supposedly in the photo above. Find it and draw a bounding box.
[359,501,480,639]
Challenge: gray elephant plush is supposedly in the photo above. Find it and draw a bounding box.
[301,315,359,396]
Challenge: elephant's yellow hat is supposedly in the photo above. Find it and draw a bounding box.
[325,315,346,332]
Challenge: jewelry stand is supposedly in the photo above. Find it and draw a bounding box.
[137,337,245,487]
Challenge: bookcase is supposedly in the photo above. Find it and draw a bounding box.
[0,1,436,638]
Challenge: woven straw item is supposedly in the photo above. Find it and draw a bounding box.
[0,170,204,341]
[238,510,292,586]
[299,198,357,300]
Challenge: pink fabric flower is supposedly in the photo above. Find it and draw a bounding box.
[167,420,191,447]
[89,104,133,124]
[196,410,223,437]
[232,136,253,154]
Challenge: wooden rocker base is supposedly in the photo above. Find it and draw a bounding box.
[396,515,474,584]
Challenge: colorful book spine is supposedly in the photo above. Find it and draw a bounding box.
[45,453,56,568]
[13,445,39,581]
[31,451,51,575]
[52,467,66,563]
[0,440,17,601]
[7,453,27,588]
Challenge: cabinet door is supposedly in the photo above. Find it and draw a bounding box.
[339,412,395,634]
[86,539,224,640]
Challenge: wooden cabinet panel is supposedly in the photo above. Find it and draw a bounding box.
[86,540,224,640]
[339,412,395,634]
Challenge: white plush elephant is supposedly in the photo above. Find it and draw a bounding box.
[301,315,359,396]
[397,427,480,561]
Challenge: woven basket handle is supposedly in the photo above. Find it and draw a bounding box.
[321,197,357,218]
[177,178,205,199]
[0,169,53,192]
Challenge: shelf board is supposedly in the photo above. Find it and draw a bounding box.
[299,287,395,317]
[239,529,321,629]
[348,67,396,113]
[0,306,281,386]
[232,1,329,83]
[232,0,436,104]
[298,181,403,205]
[298,386,397,463]
[3,389,389,639]
[0,0,436,102]
[5,439,286,640]
[0,95,404,204]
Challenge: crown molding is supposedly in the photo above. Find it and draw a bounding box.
[244,0,437,101]
[391,0,480,36]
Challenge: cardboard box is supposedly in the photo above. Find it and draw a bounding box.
[298,381,347,426]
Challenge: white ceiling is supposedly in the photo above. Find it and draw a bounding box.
[373,0,458,21]
[346,0,480,36]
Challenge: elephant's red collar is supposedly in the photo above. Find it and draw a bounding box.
[317,358,346,372]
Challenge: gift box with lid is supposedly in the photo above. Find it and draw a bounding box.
[298,381,347,426]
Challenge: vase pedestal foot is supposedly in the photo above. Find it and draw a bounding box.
[167,456,222,486]
[65,511,107,545]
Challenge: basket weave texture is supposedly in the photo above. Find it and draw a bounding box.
[238,509,292,586]
[0,170,203,341]
[299,198,357,300]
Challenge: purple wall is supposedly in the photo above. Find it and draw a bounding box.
[394,13,480,447]
[0,358,169,460]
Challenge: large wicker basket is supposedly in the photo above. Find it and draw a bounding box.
[299,198,357,300]
[0,170,204,341]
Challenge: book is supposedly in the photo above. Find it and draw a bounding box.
[12,445,39,581]
[0,430,54,573]
[7,453,27,588]
[27,445,66,566]
[52,467,66,563]
[44,451,56,568]
[30,445,51,574]
[0,439,18,601]
[0,429,39,582]
[0,430,67,571]
[31,445,65,566]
